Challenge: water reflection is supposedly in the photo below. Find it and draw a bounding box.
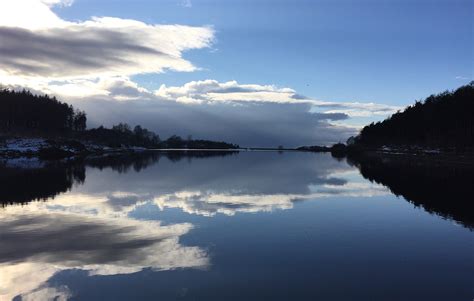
[0,212,207,300]
[0,151,385,300]
[0,158,85,206]
[347,153,474,229]
[0,152,234,300]
[0,151,472,300]
[70,151,388,217]
[0,151,236,207]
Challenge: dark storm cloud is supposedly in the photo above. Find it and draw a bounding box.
[72,98,357,147]
[320,112,349,120]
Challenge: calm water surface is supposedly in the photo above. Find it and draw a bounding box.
[0,151,472,300]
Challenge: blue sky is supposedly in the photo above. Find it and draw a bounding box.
[54,0,473,105]
[0,0,472,146]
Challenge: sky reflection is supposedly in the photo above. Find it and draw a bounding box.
[1,152,471,300]
[1,152,380,299]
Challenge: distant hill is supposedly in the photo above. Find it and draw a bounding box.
[353,82,474,149]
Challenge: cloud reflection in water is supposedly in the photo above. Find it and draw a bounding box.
[0,152,389,300]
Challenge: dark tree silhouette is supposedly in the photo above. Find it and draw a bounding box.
[0,88,239,149]
[78,123,161,148]
[347,153,474,229]
[73,110,87,131]
[0,151,237,207]
[354,82,474,149]
[0,162,85,206]
[159,134,239,149]
[0,88,86,133]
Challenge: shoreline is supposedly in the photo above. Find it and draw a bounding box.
[0,137,243,160]
[2,137,474,164]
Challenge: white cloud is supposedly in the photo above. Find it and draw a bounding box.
[154,79,401,117]
[0,0,400,146]
[0,0,214,80]
[156,80,304,104]
[0,0,67,29]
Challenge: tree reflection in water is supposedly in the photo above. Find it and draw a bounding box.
[347,153,474,229]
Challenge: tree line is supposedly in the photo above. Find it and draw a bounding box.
[80,123,238,149]
[0,89,86,132]
[353,82,474,148]
[79,123,161,148]
[0,88,239,149]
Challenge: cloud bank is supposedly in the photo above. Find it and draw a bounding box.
[0,0,400,147]
[65,79,398,146]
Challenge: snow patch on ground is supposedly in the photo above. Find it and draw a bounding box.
[0,138,48,153]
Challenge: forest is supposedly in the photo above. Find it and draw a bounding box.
[354,82,474,148]
[0,88,239,149]
[0,89,86,132]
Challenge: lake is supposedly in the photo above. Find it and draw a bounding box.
[1,151,473,300]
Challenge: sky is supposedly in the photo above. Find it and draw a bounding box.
[0,0,472,146]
